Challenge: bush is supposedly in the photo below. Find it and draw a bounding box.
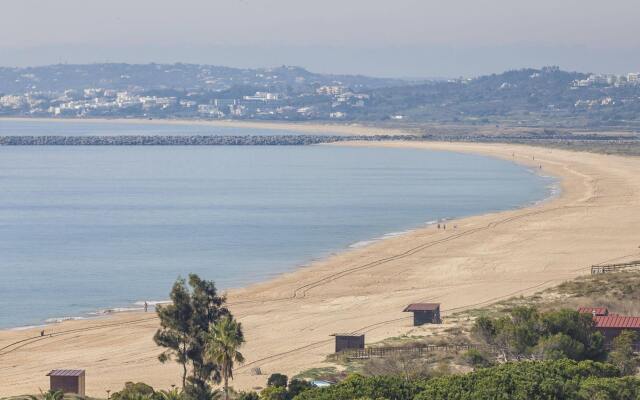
[294,374,427,400]
[287,379,314,398]
[576,376,640,400]
[608,330,640,375]
[295,360,638,400]
[472,307,605,361]
[260,386,288,400]
[111,382,160,400]
[415,359,621,400]
[463,348,493,368]
[237,392,260,400]
[267,373,288,388]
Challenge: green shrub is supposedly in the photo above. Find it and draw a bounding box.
[294,360,638,400]
[287,379,314,398]
[267,373,288,388]
[576,376,640,400]
[294,374,427,400]
[473,307,605,360]
[237,392,260,400]
[463,348,493,368]
[608,330,640,375]
[260,386,288,400]
[111,382,159,400]
[415,359,621,400]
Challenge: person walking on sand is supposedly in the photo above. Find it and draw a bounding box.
[144,301,148,312]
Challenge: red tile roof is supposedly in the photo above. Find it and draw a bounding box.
[403,303,440,312]
[578,307,609,316]
[594,315,640,329]
[47,369,85,377]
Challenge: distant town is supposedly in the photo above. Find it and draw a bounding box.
[1,64,640,129]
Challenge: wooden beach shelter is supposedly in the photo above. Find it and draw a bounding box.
[47,369,85,396]
[403,303,441,326]
[331,333,365,352]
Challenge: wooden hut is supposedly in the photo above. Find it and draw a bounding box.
[47,369,85,396]
[331,333,365,352]
[403,303,441,326]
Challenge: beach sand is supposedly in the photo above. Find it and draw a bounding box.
[2,141,640,397]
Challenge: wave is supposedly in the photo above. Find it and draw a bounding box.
[44,316,87,324]
[348,221,442,249]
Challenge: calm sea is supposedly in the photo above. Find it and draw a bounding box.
[0,121,555,328]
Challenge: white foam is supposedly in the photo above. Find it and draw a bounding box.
[133,300,170,306]
[348,239,377,249]
[44,316,87,324]
[9,323,48,331]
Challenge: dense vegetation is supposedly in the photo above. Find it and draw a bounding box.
[295,360,640,400]
[472,307,606,361]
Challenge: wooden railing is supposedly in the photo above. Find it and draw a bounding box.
[338,344,479,360]
[591,260,640,275]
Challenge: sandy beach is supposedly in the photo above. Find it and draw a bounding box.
[2,140,640,397]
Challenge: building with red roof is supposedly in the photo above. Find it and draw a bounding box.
[579,307,640,346]
[577,307,609,316]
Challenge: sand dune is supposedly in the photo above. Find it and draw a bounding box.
[2,141,640,397]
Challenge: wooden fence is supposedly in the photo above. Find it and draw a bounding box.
[338,343,640,360]
[591,260,640,275]
[339,344,480,360]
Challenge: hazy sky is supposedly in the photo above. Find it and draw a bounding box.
[1,0,639,77]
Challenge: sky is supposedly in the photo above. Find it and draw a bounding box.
[1,0,639,77]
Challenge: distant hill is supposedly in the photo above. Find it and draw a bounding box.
[1,64,639,129]
[0,63,408,93]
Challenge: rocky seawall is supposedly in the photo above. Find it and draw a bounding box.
[0,135,418,145]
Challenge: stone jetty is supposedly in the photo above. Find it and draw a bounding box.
[0,135,417,146]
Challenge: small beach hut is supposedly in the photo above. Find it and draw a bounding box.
[331,333,365,352]
[403,303,441,326]
[47,369,85,396]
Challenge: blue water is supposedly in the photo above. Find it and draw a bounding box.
[0,142,554,329]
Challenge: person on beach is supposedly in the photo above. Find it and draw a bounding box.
[144,301,148,312]
[437,223,441,229]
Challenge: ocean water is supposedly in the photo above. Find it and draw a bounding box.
[0,142,554,329]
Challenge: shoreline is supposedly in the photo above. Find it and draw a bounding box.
[2,140,640,396]
[0,153,557,333]
[0,116,408,136]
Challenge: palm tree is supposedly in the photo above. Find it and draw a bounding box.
[157,387,184,400]
[206,315,245,400]
[27,389,64,400]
